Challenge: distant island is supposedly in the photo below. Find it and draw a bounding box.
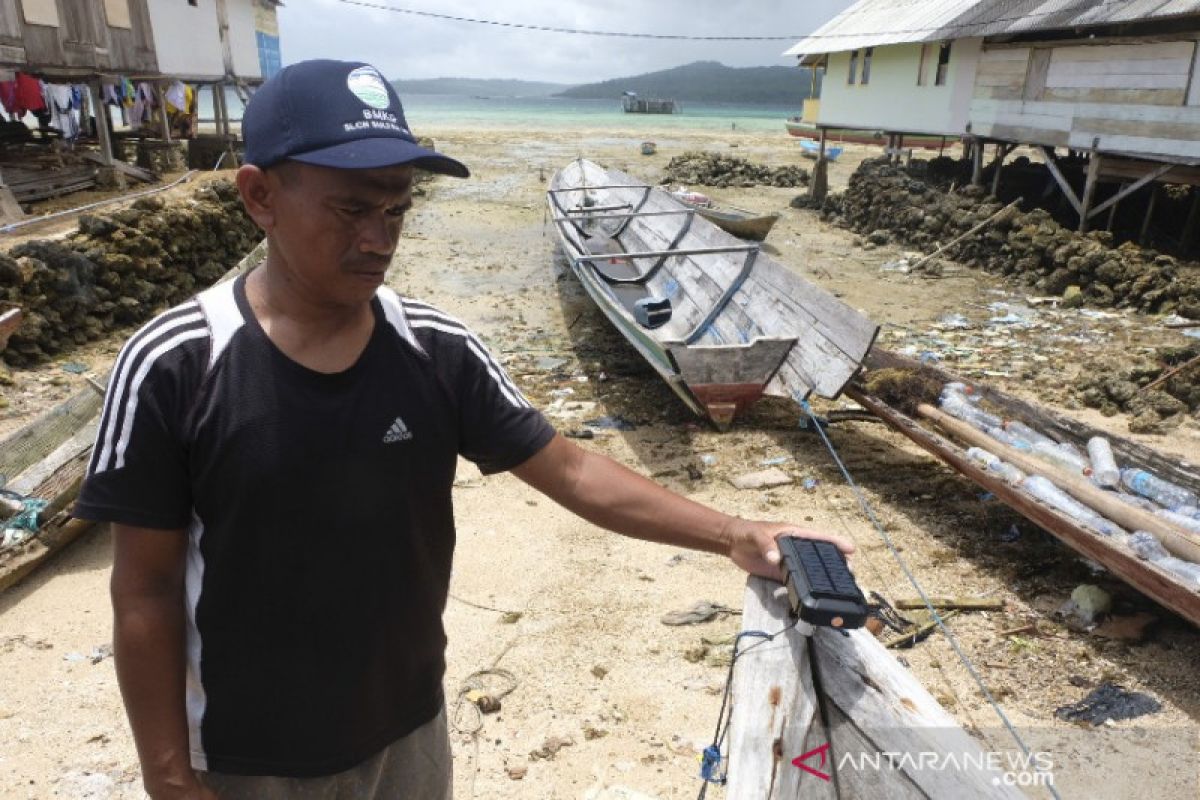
[558,61,820,105]
[389,77,568,98]
[391,61,820,105]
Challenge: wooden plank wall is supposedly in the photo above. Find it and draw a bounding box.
[969,38,1200,159]
[6,0,157,73]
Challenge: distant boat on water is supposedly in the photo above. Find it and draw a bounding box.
[622,90,678,114]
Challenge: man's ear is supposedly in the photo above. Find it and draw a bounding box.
[236,165,277,231]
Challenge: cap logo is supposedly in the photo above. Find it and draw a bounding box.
[347,66,391,110]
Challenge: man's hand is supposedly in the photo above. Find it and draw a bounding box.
[722,518,855,581]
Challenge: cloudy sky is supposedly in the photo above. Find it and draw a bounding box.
[277,0,852,85]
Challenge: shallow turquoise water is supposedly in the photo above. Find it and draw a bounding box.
[398,94,794,133]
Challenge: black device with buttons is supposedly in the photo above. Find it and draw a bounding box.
[778,536,869,630]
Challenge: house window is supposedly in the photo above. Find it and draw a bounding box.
[848,49,859,84]
[105,0,133,29]
[917,43,930,85]
[861,48,873,85]
[935,42,952,86]
[20,0,60,27]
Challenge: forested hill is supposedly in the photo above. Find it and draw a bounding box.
[556,61,819,104]
[389,78,568,97]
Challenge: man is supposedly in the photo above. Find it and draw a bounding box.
[76,60,850,799]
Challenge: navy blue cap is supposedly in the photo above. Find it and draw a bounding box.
[242,59,469,178]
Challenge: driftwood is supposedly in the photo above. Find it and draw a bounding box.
[726,577,1025,799]
[907,199,1021,273]
[847,348,1200,628]
[1137,351,1200,395]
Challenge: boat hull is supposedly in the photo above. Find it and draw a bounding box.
[548,159,878,428]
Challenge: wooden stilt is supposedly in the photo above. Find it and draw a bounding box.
[155,84,172,142]
[971,138,984,186]
[1079,149,1102,233]
[86,81,114,166]
[1183,190,1200,250]
[990,143,1009,196]
[0,166,24,224]
[1140,185,1159,245]
[811,127,829,202]
[1106,182,1124,231]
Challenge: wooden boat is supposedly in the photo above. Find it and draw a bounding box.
[0,241,267,594]
[799,139,844,162]
[672,195,780,242]
[726,577,1027,799]
[547,159,878,429]
[849,348,1200,628]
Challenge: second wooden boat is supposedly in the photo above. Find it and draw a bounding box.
[671,195,781,242]
[548,158,878,428]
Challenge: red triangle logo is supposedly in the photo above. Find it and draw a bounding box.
[792,742,832,782]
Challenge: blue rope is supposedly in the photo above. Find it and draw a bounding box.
[1,490,48,546]
[797,397,1061,800]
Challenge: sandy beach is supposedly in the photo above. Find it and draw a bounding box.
[2,122,1199,799]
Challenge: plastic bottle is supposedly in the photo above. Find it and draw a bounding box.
[939,391,1002,431]
[1021,475,1125,537]
[1086,437,1120,489]
[1004,421,1057,450]
[985,425,1033,452]
[1120,468,1199,511]
[942,382,979,403]
[1111,492,1160,513]
[1155,509,1200,534]
[966,446,1026,485]
[1129,531,1200,586]
[1031,440,1091,475]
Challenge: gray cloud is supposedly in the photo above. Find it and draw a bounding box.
[278,0,851,84]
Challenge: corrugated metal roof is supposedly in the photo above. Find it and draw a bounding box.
[784,0,1200,57]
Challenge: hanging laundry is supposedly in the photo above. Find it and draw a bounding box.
[47,83,80,139]
[164,80,187,113]
[0,81,17,118]
[15,72,46,115]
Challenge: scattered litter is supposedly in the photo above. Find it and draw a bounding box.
[729,467,792,490]
[1055,682,1161,726]
[60,362,88,374]
[65,644,112,665]
[584,415,637,431]
[699,454,718,467]
[880,258,911,274]
[935,313,972,330]
[660,600,738,626]
[534,356,568,371]
[529,735,574,761]
[549,387,575,398]
[1058,584,1112,626]
[1093,612,1158,643]
[760,455,791,466]
[564,428,595,440]
[801,477,819,491]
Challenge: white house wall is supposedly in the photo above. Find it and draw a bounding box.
[146,0,223,79]
[969,39,1200,159]
[816,39,982,135]
[228,0,261,80]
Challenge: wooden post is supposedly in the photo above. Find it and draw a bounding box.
[971,138,984,186]
[154,83,172,142]
[1079,149,1102,233]
[1106,182,1124,231]
[1183,189,1200,251]
[1140,185,1159,245]
[0,166,23,224]
[811,126,829,202]
[990,143,1008,196]
[86,81,114,166]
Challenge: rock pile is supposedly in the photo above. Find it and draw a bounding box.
[663,151,809,188]
[1073,345,1200,432]
[0,180,259,366]
[820,158,1200,317]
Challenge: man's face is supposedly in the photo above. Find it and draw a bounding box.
[261,161,415,307]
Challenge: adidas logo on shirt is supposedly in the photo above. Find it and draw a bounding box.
[383,416,413,443]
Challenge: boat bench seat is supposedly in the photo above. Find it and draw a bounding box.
[581,234,671,329]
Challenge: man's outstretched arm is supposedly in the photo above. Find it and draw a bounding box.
[110,524,216,800]
[511,434,853,579]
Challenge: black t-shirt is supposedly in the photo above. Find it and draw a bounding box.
[76,274,555,776]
